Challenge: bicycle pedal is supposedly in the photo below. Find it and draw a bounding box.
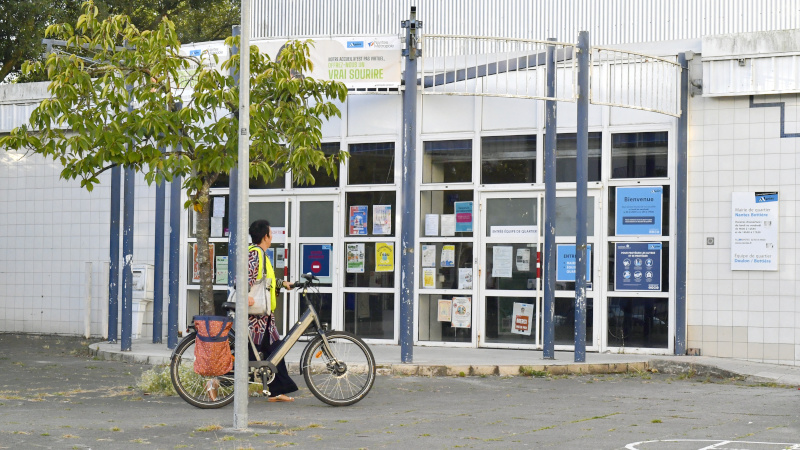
[262,389,270,396]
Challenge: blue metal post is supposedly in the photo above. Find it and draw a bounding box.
[107,166,121,342]
[574,31,589,363]
[543,38,557,359]
[167,169,182,349]
[228,25,241,289]
[400,8,421,364]
[675,53,689,355]
[152,171,165,343]
[120,166,135,351]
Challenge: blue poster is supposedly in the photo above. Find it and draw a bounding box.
[616,186,663,235]
[556,244,592,282]
[454,201,473,232]
[302,244,332,277]
[615,243,661,291]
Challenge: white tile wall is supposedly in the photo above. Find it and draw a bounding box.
[687,93,800,366]
[0,149,174,338]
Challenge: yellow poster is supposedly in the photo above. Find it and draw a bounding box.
[375,242,394,272]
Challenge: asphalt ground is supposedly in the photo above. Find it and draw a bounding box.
[2,333,800,449]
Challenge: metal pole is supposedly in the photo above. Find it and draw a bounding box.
[167,168,181,349]
[543,38,557,359]
[400,7,420,364]
[152,170,165,343]
[233,0,251,430]
[107,165,121,343]
[574,31,589,363]
[675,53,689,355]
[120,166,135,351]
[228,25,241,290]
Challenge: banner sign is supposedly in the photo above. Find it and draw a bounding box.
[614,243,662,291]
[302,244,331,277]
[556,244,592,282]
[254,37,402,89]
[178,41,228,87]
[731,192,779,271]
[616,186,663,235]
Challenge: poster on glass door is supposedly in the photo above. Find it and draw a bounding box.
[616,186,663,235]
[451,297,471,328]
[511,302,534,335]
[614,242,661,291]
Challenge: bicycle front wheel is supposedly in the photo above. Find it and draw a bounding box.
[169,332,236,409]
[302,331,376,406]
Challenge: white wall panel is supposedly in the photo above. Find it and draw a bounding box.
[481,97,537,131]
[346,95,401,136]
[421,95,475,134]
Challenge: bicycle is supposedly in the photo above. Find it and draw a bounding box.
[169,273,376,408]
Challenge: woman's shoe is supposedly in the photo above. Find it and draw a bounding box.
[268,394,294,402]
[205,378,220,401]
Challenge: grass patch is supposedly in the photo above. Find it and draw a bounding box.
[137,365,176,396]
[196,424,223,432]
[652,419,662,423]
[519,366,549,378]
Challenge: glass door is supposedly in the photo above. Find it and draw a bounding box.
[478,193,542,348]
[249,197,292,334]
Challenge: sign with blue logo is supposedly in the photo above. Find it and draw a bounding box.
[614,242,662,291]
[556,244,592,282]
[731,192,779,271]
[302,244,332,278]
[616,186,663,235]
[346,41,364,48]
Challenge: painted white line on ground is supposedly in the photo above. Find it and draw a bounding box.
[626,439,800,450]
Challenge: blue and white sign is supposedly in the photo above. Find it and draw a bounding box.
[556,244,592,282]
[731,192,779,271]
[616,186,663,235]
[615,243,662,291]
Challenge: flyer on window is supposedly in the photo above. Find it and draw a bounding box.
[212,196,226,217]
[422,267,436,288]
[215,256,228,285]
[346,243,365,273]
[425,214,439,236]
[440,214,456,236]
[349,206,368,235]
[440,245,455,267]
[421,244,436,267]
[515,248,531,271]
[373,205,392,235]
[454,201,473,232]
[375,242,394,272]
[492,246,513,278]
[451,297,471,328]
[437,299,452,321]
[458,268,473,289]
[511,302,534,336]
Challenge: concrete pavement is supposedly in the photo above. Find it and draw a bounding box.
[90,338,800,385]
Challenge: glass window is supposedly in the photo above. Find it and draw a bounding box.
[608,186,670,236]
[249,202,288,233]
[555,197,595,236]
[607,297,668,348]
[348,142,395,185]
[299,201,333,237]
[418,294,472,343]
[555,132,602,182]
[481,135,536,184]
[484,297,537,344]
[344,293,394,339]
[554,298,593,346]
[484,244,538,290]
[418,242,473,289]
[303,292,332,330]
[611,132,668,178]
[419,190,474,237]
[187,242,228,285]
[423,140,472,183]
[189,195,231,238]
[344,242,395,288]
[293,142,342,188]
[345,192,396,237]
[211,172,285,189]
[486,197,537,237]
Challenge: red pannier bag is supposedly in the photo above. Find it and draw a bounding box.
[193,315,234,377]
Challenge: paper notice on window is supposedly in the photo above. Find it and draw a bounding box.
[425,214,439,236]
[210,217,223,237]
[437,299,452,322]
[458,268,473,290]
[515,248,531,271]
[346,243,365,273]
[440,245,455,267]
[213,197,226,217]
[421,244,436,267]
[451,297,471,328]
[511,302,534,336]
[215,256,228,285]
[373,205,392,235]
[492,246,513,278]
[422,267,436,288]
[440,214,456,236]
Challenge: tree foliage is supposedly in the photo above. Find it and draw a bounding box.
[0,1,348,314]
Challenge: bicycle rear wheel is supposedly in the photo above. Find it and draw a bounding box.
[169,332,236,408]
[302,331,376,406]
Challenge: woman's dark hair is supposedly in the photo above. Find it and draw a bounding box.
[249,220,271,244]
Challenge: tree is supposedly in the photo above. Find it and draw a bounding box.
[0,1,348,314]
[0,0,82,82]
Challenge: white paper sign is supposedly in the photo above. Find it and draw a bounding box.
[210,217,223,237]
[731,192,779,271]
[440,215,456,237]
[458,268,473,290]
[425,214,439,236]
[490,225,538,239]
[451,297,471,328]
[440,245,455,267]
[492,246,513,278]
[271,227,286,244]
[213,197,226,217]
[515,248,531,271]
[421,245,436,267]
[511,302,534,336]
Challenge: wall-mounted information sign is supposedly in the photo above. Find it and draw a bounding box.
[556,244,592,282]
[614,242,662,291]
[616,186,663,235]
[731,192,779,271]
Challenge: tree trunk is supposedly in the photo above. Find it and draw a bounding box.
[195,180,215,315]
